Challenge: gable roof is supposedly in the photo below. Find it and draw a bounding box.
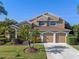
[28,12,61,24]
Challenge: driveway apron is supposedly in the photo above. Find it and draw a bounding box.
[44,43,79,59]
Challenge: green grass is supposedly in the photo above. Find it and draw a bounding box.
[0,45,47,59]
[72,45,79,50]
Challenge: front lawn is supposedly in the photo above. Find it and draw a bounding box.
[72,45,79,50]
[0,45,47,59]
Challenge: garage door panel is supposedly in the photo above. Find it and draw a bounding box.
[44,33,53,43]
[56,33,66,43]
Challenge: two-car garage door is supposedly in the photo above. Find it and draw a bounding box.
[44,33,66,43]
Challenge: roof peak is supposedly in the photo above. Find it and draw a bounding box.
[42,12,59,18]
[28,12,60,23]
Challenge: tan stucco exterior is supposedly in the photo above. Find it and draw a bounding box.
[28,12,70,43]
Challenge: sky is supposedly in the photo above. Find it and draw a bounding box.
[0,0,79,25]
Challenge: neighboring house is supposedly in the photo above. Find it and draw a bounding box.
[28,12,71,43]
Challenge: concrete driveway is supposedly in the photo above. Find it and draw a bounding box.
[44,43,79,59]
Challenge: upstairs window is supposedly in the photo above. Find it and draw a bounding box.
[39,21,45,26]
[48,21,56,26]
[39,21,57,26]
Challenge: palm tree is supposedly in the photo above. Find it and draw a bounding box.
[19,24,32,47]
[0,18,17,43]
[31,29,40,47]
[0,1,7,15]
[32,29,40,43]
[19,24,41,52]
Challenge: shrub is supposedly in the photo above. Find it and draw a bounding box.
[16,50,21,57]
[5,42,13,45]
[5,40,16,45]
[22,41,28,45]
[0,57,5,59]
[16,53,21,57]
[10,39,16,45]
[0,41,5,45]
[67,35,77,45]
[77,31,79,41]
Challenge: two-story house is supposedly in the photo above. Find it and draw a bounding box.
[28,12,70,43]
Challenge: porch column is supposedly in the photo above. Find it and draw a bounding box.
[40,33,43,42]
[53,33,56,43]
[65,32,69,43]
[15,28,17,39]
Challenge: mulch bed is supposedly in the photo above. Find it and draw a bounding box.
[24,47,39,53]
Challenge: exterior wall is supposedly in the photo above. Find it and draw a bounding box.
[33,21,65,29]
[29,14,65,29]
[34,24,65,30]
[56,23,65,29]
[28,13,69,43]
[33,20,65,30]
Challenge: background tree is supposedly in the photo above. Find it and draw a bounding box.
[65,21,72,29]
[72,24,79,36]
[0,18,17,34]
[0,1,7,15]
[4,18,17,26]
[0,18,18,44]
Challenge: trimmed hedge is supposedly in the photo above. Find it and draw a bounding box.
[67,35,77,45]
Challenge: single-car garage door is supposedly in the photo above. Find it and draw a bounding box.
[56,33,66,43]
[44,33,53,43]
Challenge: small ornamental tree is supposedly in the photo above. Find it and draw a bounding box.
[32,29,40,42]
[31,29,40,47]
